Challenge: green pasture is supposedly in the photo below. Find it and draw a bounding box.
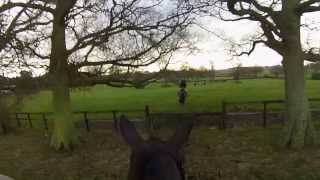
[20,79,320,114]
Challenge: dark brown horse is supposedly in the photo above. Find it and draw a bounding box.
[119,115,193,180]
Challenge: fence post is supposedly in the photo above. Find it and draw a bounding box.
[112,111,118,133]
[145,105,153,132]
[27,113,33,128]
[84,112,90,132]
[221,101,227,129]
[42,113,49,130]
[263,101,267,128]
[16,113,21,128]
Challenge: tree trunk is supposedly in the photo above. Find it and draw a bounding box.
[49,1,78,150]
[281,6,316,148]
[50,75,78,150]
[283,54,316,148]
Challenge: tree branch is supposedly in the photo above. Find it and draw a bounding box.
[297,0,320,14]
[238,40,265,56]
[303,49,320,62]
[0,2,55,14]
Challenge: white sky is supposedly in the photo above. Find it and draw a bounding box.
[162,13,320,71]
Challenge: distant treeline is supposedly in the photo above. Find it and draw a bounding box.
[1,62,320,93]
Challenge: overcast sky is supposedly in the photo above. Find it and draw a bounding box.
[2,1,320,76]
[162,12,320,70]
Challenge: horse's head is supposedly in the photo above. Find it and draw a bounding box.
[119,115,193,180]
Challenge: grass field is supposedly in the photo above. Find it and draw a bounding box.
[20,79,320,114]
[2,79,320,180]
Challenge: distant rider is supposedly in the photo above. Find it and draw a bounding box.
[178,80,188,105]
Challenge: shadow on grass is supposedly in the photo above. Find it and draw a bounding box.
[1,123,320,180]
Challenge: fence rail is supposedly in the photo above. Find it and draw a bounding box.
[7,98,320,133]
[222,98,320,128]
[11,108,148,132]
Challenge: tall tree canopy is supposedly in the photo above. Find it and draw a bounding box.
[0,0,196,150]
[196,0,320,148]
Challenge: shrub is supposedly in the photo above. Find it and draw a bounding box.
[263,74,274,78]
[160,82,174,88]
[311,72,320,80]
[0,96,16,134]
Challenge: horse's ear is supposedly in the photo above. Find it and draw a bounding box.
[169,119,194,149]
[119,115,144,149]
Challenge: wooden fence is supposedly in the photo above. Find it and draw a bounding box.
[11,107,151,132]
[7,98,320,133]
[221,98,320,128]
[15,112,50,130]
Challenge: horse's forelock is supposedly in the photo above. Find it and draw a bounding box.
[144,153,182,180]
[129,139,185,180]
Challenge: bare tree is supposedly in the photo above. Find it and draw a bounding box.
[231,62,242,81]
[195,0,320,148]
[0,1,50,75]
[0,0,196,150]
[209,60,215,80]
